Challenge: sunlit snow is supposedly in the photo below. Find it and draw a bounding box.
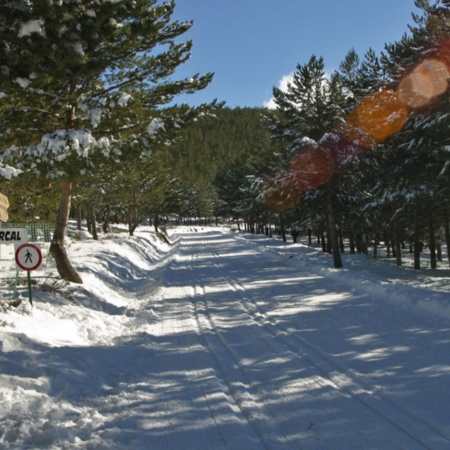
[0,225,449,449]
[18,20,45,38]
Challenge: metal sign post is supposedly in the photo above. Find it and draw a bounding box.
[15,243,43,305]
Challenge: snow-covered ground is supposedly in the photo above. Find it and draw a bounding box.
[1,225,450,449]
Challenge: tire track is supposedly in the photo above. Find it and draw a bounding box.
[187,241,376,448]
[187,245,298,450]
[205,243,450,450]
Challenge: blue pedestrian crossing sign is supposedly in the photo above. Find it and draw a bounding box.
[15,243,42,271]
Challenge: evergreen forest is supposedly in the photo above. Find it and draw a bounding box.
[1,0,450,279]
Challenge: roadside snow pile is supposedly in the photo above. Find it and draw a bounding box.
[0,227,176,449]
[1,228,173,348]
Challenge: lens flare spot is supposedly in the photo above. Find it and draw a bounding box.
[265,187,298,212]
[289,146,336,192]
[355,89,409,143]
[264,146,336,211]
[346,110,377,150]
[399,58,449,108]
[264,178,300,212]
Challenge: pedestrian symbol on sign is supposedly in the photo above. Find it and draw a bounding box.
[25,250,33,263]
[15,243,42,272]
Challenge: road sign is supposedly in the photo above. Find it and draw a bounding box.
[0,228,28,244]
[15,243,42,271]
[0,193,9,222]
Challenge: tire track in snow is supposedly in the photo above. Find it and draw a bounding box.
[186,239,384,449]
[156,252,264,450]
[205,241,450,450]
[187,246,298,450]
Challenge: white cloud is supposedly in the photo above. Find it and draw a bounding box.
[262,72,294,109]
[263,69,335,109]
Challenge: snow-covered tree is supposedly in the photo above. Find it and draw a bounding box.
[265,55,347,268]
[374,0,450,267]
[0,0,215,282]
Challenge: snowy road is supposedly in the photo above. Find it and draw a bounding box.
[1,227,450,449]
[142,229,450,450]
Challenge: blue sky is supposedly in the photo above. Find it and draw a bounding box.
[170,0,419,108]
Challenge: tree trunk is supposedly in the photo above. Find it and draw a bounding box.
[50,180,83,284]
[385,235,391,258]
[280,214,286,242]
[326,186,343,268]
[128,208,138,236]
[326,229,332,254]
[414,205,421,270]
[444,210,450,267]
[339,229,344,253]
[391,240,396,258]
[154,213,160,233]
[394,221,402,266]
[349,229,356,254]
[76,204,82,230]
[320,229,326,252]
[103,205,111,233]
[88,204,98,240]
[428,209,437,269]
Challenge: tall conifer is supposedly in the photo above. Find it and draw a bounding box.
[0,0,215,282]
[265,55,346,267]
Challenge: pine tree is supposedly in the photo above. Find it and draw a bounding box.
[265,55,346,268]
[0,0,215,282]
[378,0,450,267]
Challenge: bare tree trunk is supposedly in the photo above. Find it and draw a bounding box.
[320,229,326,252]
[50,180,83,284]
[385,234,391,258]
[103,205,111,233]
[88,204,98,240]
[394,220,402,266]
[444,210,450,267]
[279,214,286,242]
[437,242,442,262]
[349,228,356,254]
[49,79,83,283]
[429,209,437,269]
[326,186,343,268]
[339,229,344,253]
[128,208,138,236]
[373,236,378,259]
[414,205,421,270]
[76,204,82,230]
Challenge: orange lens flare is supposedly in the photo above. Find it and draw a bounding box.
[346,110,377,150]
[264,178,301,212]
[289,146,336,192]
[264,146,336,211]
[399,58,450,108]
[355,89,409,143]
